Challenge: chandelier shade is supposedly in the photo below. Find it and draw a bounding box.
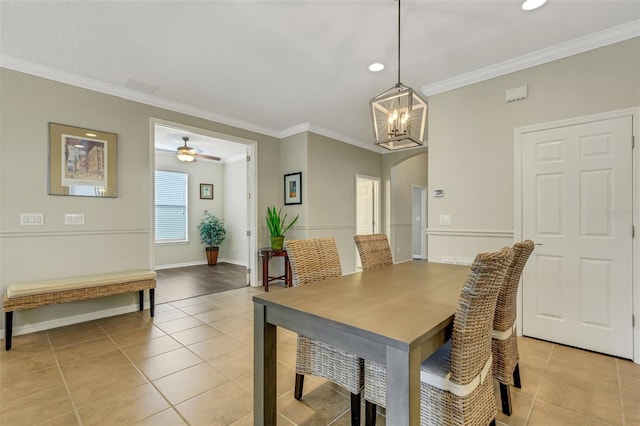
[370,0,428,150]
[370,83,427,150]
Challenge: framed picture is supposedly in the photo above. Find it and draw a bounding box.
[48,123,117,197]
[284,172,302,205]
[200,183,214,199]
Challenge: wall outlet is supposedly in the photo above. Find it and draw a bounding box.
[439,214,451,226]
[65,213,85,225]
[20,213,44,225]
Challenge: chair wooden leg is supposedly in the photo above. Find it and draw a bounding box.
[294,373,304,400]
[365,400,377,426]
[513,363,522,389]
[350,393,361,425]
[499,382,513,416]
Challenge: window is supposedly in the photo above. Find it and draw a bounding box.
[155,170,188,242]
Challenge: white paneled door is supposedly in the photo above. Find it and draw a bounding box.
[522,116,634,358]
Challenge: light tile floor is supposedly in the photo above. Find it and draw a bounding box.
[1,285,639,425]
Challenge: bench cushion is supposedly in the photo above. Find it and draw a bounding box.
[6,270,156,299]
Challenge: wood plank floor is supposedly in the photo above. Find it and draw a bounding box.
[155,263,248,304]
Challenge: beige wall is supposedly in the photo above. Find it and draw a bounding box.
[388,151,428,262]
[0,69,392,335]
[0,68,280,334]
[307,133,382,272]
[428,37,640,262]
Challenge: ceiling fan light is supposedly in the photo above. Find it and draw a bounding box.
[177,146,196,162]
[177,136,197,162]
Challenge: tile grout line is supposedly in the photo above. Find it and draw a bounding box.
[522,340,555,425]
[616,359,626,426]
[96,314,194,425]
[100,308,248,425]
[45,331,84,426]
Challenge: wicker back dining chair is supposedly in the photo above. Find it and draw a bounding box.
[354,234,393,270]
[364,247,513,426]
[492,240,534,416]
[284,237,363,425]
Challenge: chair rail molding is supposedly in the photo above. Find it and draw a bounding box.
[426,228,514,238]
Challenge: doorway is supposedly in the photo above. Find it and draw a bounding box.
[355,174,381,269]
[150,118,258,291]
[412,185,427,260]
[516,110,636,360]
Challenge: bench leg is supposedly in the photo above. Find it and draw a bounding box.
[5,311,13,351]
[138,290,144,312]
[149,289,155,317]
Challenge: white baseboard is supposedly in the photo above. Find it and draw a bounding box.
[155,259,247,270]
[0,302,149,340]
[155,260,207,270]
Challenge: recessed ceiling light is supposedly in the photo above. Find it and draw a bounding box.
[522,0,548,11]
[369,63,384,72]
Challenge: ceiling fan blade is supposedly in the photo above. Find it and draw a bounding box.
[195,153,221,162]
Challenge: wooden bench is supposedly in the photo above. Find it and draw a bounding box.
[3,270,156,350]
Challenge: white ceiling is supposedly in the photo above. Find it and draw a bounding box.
[1,1,639,159]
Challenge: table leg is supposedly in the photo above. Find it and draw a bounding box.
[285,255,292,287]
[386,345,421,425]
[254,303,277,425]
[262,256,269,292]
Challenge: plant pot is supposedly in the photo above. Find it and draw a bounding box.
[270,236,285,250]
[206,247,219,265]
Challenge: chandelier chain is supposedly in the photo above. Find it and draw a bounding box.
[397,0,401,86]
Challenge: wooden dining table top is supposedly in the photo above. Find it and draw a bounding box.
[253,260,470,351]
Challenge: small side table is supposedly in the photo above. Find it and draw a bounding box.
[258,248,292,292]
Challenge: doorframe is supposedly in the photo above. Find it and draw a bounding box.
[412,185,427,260]
[149,117,259,288]
[355,174,381,270]
[514,107,640,364]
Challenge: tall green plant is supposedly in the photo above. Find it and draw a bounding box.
[198,210,227,248]
[266,206,298,237]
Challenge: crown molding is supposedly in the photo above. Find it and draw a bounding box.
[0,55,282,138]
[421,20,640,97]
[280,123,383,153]
[280,123,312,138]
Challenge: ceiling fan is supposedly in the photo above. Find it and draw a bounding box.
[176,136,221,162]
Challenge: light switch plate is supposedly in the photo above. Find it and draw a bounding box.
[20,213,44,225]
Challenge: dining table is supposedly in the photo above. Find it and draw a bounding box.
[252,260,470,425]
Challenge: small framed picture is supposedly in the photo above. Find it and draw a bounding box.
[284,172,302,205]
[200,183,213,200]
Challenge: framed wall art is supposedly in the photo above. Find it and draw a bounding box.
[284,172,302,205]
[48,122,117,197]
[200,183,214,199]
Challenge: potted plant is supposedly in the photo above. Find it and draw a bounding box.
[266,206,299,249]
[198,210,227,265]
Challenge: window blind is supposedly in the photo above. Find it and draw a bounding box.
[155,170,188,242]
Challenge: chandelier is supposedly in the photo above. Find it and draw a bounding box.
[370,0,428,150]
